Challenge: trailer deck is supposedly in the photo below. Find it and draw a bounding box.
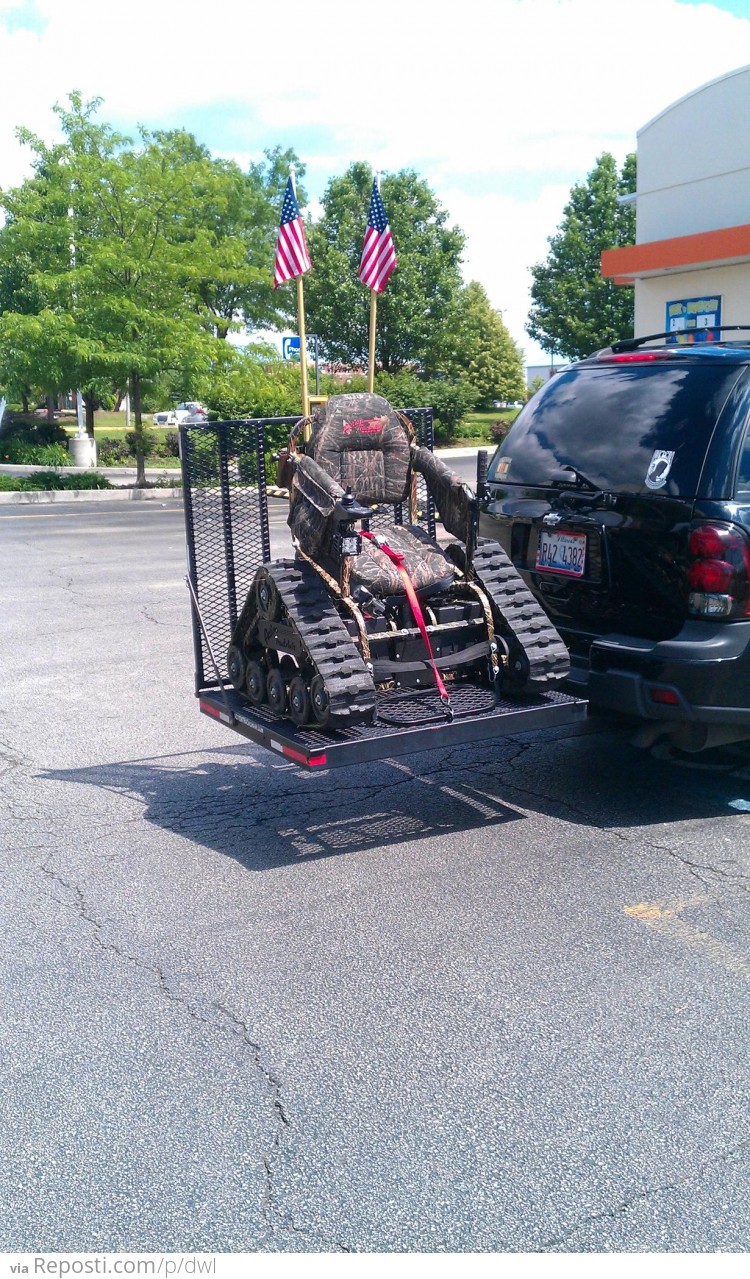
[199,684,586,770]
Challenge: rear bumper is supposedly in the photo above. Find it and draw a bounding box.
[567,620,750,725]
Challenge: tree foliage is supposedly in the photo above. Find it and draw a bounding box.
[526,152,636,361]
[304,163,465,374]
[445,281,525,408]
[199,344,313,422]
[0,95,303,478]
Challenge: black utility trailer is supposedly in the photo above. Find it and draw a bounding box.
[181,410,586,771]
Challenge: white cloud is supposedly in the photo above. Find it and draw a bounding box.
[438,182,574,357]
[1,0,750,361]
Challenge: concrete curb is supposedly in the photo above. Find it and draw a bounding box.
[0,486,182,505]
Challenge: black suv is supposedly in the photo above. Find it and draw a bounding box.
[478,333,750,750]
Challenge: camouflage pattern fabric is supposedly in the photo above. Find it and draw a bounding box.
[351,524,455,596]
[412,445,472,542]
[289,455,346,557]
[289,393,456,595]
[309,393,411,504]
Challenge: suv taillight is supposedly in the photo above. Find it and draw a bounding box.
[688,521,750,619]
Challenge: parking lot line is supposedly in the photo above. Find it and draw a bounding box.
[624,896,750,981]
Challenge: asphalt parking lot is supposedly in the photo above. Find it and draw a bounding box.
[2,499,750,1253]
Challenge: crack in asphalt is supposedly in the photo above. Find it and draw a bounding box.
[140,604,182,629]
[538,1135,750,1250]
[0,737,27,778]
[37,859,351,1253]
[0,738,48,827]
[482,741,750,896]
[11,726,750,1253]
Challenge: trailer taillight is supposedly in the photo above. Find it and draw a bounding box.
[688,522,750,619]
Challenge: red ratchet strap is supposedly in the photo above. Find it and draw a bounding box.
[361,531,452,710]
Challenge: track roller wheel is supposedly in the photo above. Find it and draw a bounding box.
[507,650,530,688]
[226,645,246,692]
[256,570,281,621]
[266,667,287,715]
[245,660,266,707]
[310,674,330,727]
[288,675,311,726]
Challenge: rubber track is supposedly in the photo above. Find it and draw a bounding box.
[472,540,570,687]
[249,558,377,726]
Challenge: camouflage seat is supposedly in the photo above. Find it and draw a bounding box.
[290,393,465,597]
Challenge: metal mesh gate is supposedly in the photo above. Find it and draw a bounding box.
[181,408,435,693]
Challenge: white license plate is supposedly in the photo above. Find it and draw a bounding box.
[535,530,587,577]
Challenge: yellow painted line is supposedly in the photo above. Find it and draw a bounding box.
[624,895,710,922]
[624,895,750,981]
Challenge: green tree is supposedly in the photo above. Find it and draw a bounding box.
[199,344,313,422]
[446,281,525,408]
[0,247,46,411]
[526,152,636,361]
[0,94,235,480]
[0,96,304,480]
[304,163,465,373]
[155,133,304,339]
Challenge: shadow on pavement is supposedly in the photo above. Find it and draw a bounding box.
[38,744,527,871]
[38,728,750,872]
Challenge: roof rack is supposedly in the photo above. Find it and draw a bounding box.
[610,325,750,354]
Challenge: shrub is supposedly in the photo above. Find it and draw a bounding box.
[1,419,69,447]
[0,471,113,492]
[490,419,512,443]
[59,472,111,490]
[373,370,425,408]
[147,431,181,460]
[125,427,158,458]
[426,380,478,440]
[0,439,69,466]
[97,437,132,465]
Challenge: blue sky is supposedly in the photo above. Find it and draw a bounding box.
[2,0,750,363]
[680,0,750,12]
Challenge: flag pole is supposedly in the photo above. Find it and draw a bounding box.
[297,276,310,417]
[290,164,310,417]
[366,171,381,394]
[367,290,377,393]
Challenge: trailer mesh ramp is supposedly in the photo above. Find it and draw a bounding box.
[375,684,497,726]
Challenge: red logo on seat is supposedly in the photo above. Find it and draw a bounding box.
[343,417,386,435]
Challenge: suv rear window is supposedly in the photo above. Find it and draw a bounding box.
[489,361,746,496]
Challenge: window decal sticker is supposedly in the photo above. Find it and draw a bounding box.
[645,450,675,490]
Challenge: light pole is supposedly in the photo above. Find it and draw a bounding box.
[67,196,96,465]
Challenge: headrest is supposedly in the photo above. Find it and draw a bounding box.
[310,393,410,454]
[309,393,413,504]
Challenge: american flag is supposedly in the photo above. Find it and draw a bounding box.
[359,179,397,294]
[273,177,312,289]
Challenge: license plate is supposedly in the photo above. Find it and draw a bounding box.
[535,530,587,577]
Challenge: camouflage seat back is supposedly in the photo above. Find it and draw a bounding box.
[308,393,412,505]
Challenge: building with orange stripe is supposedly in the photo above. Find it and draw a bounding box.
[601,65,750,342]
